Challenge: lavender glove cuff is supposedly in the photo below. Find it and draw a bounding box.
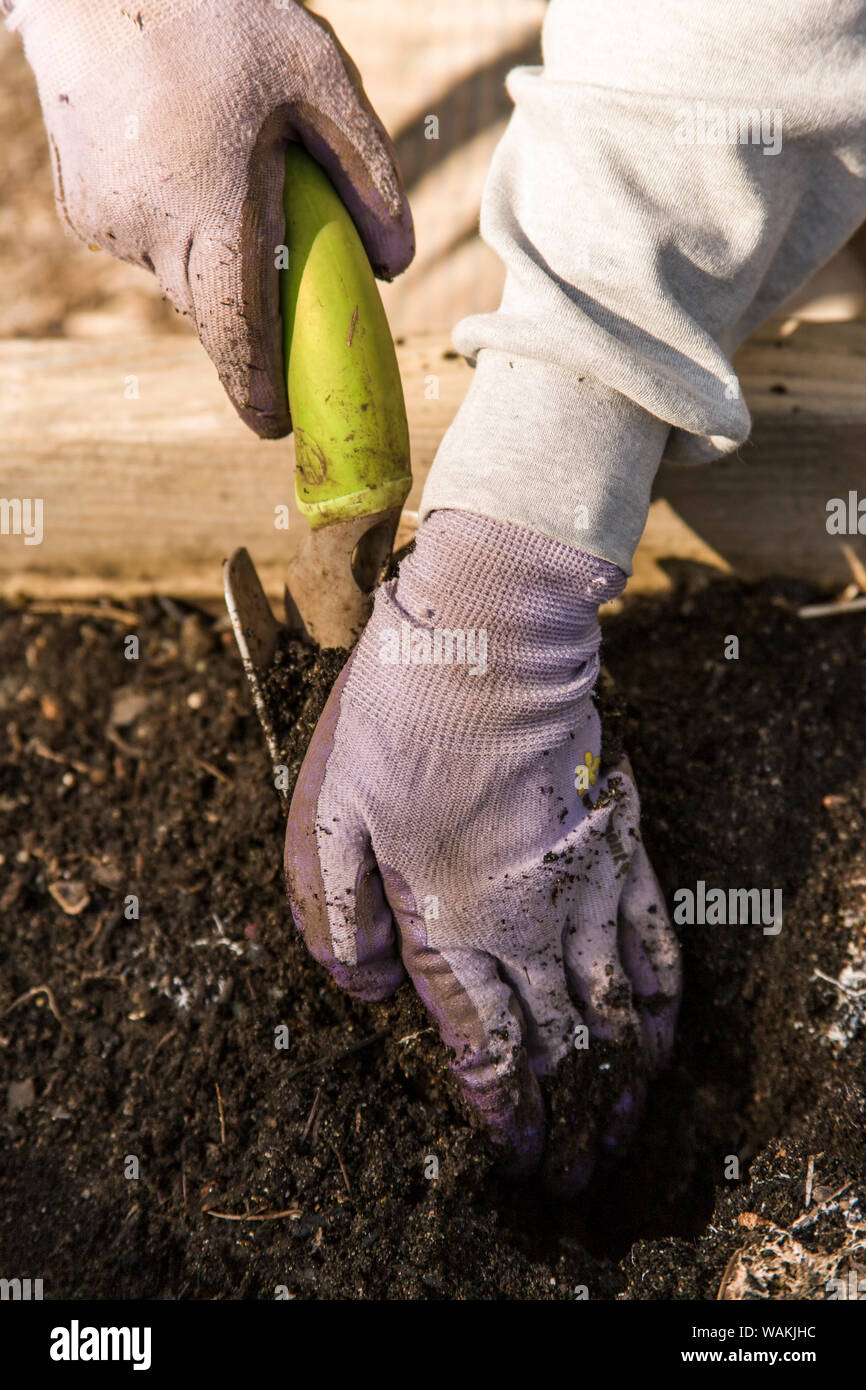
[344,509,626,753]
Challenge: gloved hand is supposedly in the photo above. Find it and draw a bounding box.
[286,510,681,1179]
[7,0,413,436]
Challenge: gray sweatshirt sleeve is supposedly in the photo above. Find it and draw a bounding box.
[419,0,866,574]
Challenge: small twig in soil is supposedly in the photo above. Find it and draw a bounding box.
[716,1246,747,1301]
[798,595,866,619]
[791,1181,853,1232]
[193,914,244,957]
[31,738,93,776]
[0,877,23,913]
[89,909,123,955]
[301,1085,322,1145]
[284,1029,390,1080]
[397,1027,435,1046]
[805,1154,816,1209]
[106,728,145,760]
[195,758,232,785]
[28,601,141,626]
[841,543,866,593]
[110,1204,141,1248]
[813,968,866,998]
[155,595,187,623]
[85,911,109,950]
[133,757,147,798]
[3,985,72,1038]
[332,1143,352,1196]
[204,1208,302,1222]
[146,1027,178,1076]
[216,1082,227,1145]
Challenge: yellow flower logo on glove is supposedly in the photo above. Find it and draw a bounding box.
[574,751,600,794]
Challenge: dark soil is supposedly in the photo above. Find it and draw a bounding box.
[2,569,865,1300]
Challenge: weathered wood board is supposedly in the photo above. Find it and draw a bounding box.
[0,320,864,600]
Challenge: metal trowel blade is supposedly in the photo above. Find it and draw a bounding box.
[223,546,309,796]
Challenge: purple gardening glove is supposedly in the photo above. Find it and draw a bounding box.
[286,511,681,1178]
[7,0,414,437]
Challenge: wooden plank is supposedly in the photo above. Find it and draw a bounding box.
[638,320,866,590]
[0,321,864,600]
[0,335,466,600]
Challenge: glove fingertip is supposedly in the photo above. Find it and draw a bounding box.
[232,395,292,441]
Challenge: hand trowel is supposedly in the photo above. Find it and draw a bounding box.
[224,143,411,785]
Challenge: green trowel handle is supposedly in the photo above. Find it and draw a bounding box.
[280,144,411,529]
